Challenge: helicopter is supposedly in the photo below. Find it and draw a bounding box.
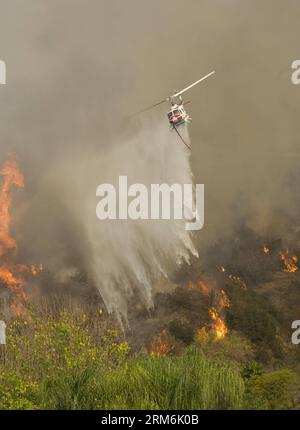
[140,71,215,150]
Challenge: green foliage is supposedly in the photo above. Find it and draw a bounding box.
[244,369,299,410]
[0,309,129,410]
[225,285,284,363]
[5,310,129,378]
[0,371,38,410]
[42,346,245,410]
[242,361,264,380]
[197,333,254,367]
[41,368,100,410]
[1,308,299,410]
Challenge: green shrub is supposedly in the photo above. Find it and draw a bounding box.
[197,333,254,367]
[244,369,299,410]
[5,310,129,379]
[0,371,38,410]
[241,361,264,380]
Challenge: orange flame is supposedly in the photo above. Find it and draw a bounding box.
[263,245,270,254]
[199,279,210,296]
[0,157,24,256]
[148,330,174,356]
[0,156,42,316]
[209,307,228,340]
[187,281,196,290]
[279,250,298,273]
[219,265,247,289]
[220,289,230,309]
[187,279,210,295]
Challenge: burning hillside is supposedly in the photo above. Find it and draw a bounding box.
[124,224,300,363]
[1,154,300,365]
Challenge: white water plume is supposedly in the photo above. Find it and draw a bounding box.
[79,120,199,323]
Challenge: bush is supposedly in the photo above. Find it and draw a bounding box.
[0,371,38,410]
[244,369,299,410]
[241,361,264,380]
[196,332,254,367]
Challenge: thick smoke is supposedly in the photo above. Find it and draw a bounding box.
[0,1,299,315]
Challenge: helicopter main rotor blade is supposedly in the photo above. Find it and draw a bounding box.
[172,71,215,99]
[136,69,214,115]
[137,98,168,114]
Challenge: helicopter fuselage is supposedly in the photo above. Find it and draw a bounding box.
[167,103,191,127]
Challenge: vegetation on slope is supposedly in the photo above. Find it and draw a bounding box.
[0,307,299,410]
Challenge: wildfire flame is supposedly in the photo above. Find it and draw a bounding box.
[209,307,228,340]
[279,250,298,273]
[187,279,210,295]
[263,245,270,254]
[148,330,174,356]
[187,280,196,290]
[199,279,210,296]
[219,265,247,289]
[0,155,42,315]
[219,289,230,309]
[0,157,24,256]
